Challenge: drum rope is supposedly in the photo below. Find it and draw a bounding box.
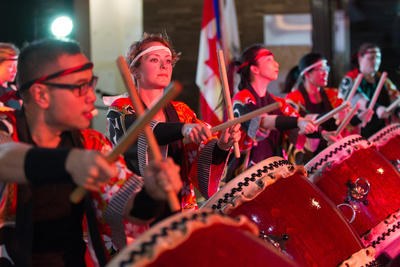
[118,210,236,266]
[307,136,366,176]
[370,124,400,143]
[211,160,293,211]
[367,220,400,248]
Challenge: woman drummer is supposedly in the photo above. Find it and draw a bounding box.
[105,33,240,225]
[284,52,345,163]
[230,44,317,175]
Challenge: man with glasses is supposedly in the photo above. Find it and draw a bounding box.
[0,39,182,266]
[339,43,400,138]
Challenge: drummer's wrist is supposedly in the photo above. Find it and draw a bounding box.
[25,147,73,186]
[275,116,298,131]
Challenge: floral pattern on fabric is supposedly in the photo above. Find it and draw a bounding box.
[80,129,145,251]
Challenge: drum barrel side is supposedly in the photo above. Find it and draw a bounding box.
[229,173,363,267]
[149,224,298,267]
[313,148,400,236]
[374,137,400,163]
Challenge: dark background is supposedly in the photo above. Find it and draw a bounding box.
[0,0,74,48]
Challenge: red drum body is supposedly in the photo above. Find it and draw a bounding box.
[369,124,400,171]
[306,135,400,237]
[202,157,363,267]
[107,210,297,267]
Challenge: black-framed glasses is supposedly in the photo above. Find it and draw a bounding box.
[41,76,98,96]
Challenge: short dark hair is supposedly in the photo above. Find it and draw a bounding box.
[291,52,327,93]
[16,38,82,90]
[350,42,380,69]
[298,52,326,74]
[358,42,380,56]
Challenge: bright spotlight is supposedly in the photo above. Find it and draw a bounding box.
[51,16,73,38]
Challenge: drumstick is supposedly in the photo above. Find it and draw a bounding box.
[367,72,387,110]
[386,97,400,113]
[335,103,360,136]
[69,84,181,204]
[314,103,348,126]
[117,57,163,160]
[345,73,363,103]
[182,102,281,144]
[116,56,181,212]
[210,102,281,133]
[217,49,240,158]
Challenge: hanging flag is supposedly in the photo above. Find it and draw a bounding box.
[196,0,241,125]
[196,0,223,126]
[196,0,241,126]
[221,0,241,96]
[221,0,241,61]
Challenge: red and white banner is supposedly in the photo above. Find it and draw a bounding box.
[196,0,240,126]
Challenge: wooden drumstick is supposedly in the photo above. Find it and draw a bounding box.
[367,72,387,110]
[359,72,387,128]
[70,83,182,204]
[116,56,181,212]
[314,103,348,126]
[217,49,240,158]
[386,97,400,113]
[211,102,281,133]
[182,102,281,144]
[345,73,363,103]
[335,103,360,136]
[70,85,181,204]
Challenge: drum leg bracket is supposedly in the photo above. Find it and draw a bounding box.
[345,178,371,206]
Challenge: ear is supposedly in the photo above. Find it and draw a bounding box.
[133,70,141,79]
[30,84,50,109]
[250,65,259,75]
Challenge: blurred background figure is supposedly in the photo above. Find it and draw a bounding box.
[0,43,21,110]
[285,52,344,163]
[339,43,400,138]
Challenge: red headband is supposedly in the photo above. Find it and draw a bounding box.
[19,62,94,91]
[238,50,273,71]
[360,48,380,57]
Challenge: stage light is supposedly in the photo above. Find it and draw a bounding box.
[51,16,73,38]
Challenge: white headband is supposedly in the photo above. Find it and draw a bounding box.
[129,46,172,68]
[300,59,327,77]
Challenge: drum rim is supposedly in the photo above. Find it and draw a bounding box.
[305,135,369,176]
[107,209,258,267]
[361,208,400,248]
[202,157,296,212]
[368,123,400,145]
